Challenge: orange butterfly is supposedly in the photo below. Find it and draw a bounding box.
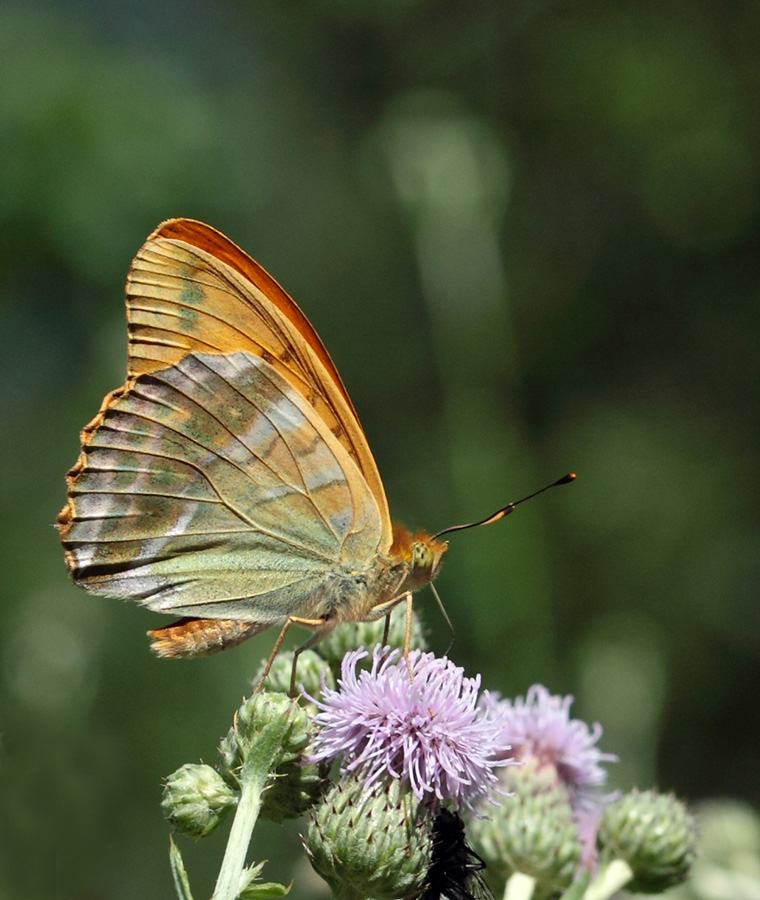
[58,219,573,692]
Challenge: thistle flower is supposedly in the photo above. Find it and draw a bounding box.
[471,684,617,890]
[469,758,582,899]
[307,647,509,810]
[495,684,616,810]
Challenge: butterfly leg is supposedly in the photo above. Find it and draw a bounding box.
[369,591,415,682]
[289,627,337,698]
[381,612,392,647]
[401,591,415,682]
[253,615,329,696]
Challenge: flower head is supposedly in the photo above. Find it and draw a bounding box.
[304,773,431,900]
[495,684,616,809]
[469,760,582,898]
[161,763,237,838]
[598,789,697,892]
[307,647,509,810]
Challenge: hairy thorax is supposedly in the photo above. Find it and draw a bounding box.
[313,523,449,625]
[311,556,410,624]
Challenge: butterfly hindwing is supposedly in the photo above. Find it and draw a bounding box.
[60,351,384,623]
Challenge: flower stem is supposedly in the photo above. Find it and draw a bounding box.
[583,859,633,900]
[331,884,368,900]
[504,872,536,900]
[211,768,264,900]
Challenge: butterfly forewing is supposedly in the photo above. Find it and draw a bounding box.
[125,219,391,541]
[61,351,385,621]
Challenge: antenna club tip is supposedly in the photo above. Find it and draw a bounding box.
[557,472,577,485]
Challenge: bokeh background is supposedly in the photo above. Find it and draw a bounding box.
[2,2,759,898]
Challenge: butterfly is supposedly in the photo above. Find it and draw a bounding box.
[58,219,574,692]
[419,809,493,900]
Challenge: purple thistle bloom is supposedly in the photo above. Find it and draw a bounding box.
[495,684,617,809]
[306,647,510,810]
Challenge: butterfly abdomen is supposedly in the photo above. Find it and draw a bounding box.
[147,618,268,657]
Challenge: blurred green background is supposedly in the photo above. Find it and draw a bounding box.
[2,2,758,898]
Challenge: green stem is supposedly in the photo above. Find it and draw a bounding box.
[504,872,536,900]
[211,770,265,900]
[331,884,367,900]
[583,859,633,900]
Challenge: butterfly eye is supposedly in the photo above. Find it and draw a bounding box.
[412,541,435,572]
[409,537,449,585]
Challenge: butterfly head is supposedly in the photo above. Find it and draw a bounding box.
[392,525,449,592]
[411,536,449,586]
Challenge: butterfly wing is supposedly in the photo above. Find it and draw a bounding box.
[125,218,392,542]
[59,350,384,621]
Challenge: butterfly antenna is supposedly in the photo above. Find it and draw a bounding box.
[434,472,576,539]
[429,581,456,655]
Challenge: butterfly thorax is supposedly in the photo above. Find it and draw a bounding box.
[390,523,449,593]
[324,526,448,625]
[323,526,447,626]
[317,557,405,624]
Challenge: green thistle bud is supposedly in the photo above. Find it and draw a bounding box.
[304,774,432,900]
[470,759,582,900]
[317,608,428,669]
[260,757,329,824]
[217,692,310,786]
[216,691,324,822]
[162,763,237,838]
[598,789,698,893]
[255,649,334,702]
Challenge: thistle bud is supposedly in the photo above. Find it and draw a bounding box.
[161,763,237,837]
[598,789,698,893]
[304,774,432,900]
[217,692,310,785]
[260,757,328,824]
[470,759,582,899]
